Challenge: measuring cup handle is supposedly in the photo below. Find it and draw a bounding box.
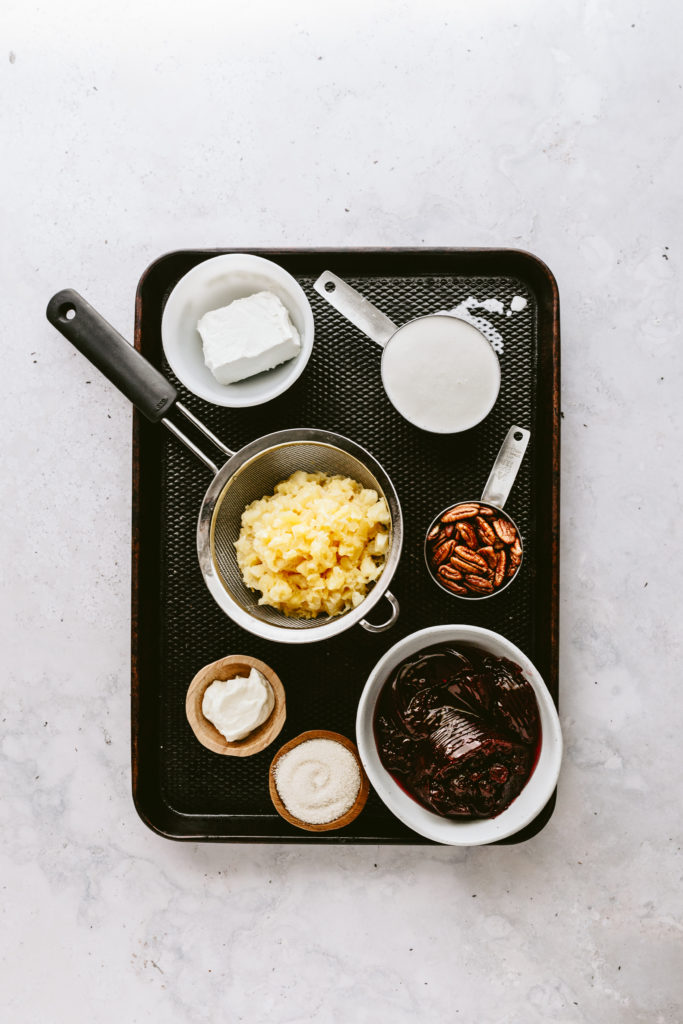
[313,271,398,348]
[46,289,177,422]
[480,426,531,508]
[359,590,400,633]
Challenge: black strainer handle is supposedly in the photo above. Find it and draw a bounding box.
[46,289,177,422]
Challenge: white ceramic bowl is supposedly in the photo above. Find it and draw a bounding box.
[356,624,562,846]
[161,253,315,407]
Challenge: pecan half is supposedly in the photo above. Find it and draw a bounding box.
[508,545,522,576]
[463,575,494,593]
[456,521,478,548]
[493,549,507,587]
[475,515,496,546]
[493,517,517,545]
[478,546,497,570]
[432,539,455,566]
[426,522,441,542]
[438,565,468,594]
[438,564,463,581]
[442,579,468,595]
[453,546,489,573]
[440,503,480,522]
[450,555,486,575]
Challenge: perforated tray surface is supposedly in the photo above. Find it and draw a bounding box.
[132,249,560,843]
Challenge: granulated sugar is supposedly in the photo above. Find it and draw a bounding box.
[274,738,361,825]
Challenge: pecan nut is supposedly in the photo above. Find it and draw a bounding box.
[453,546,489,573]
[456,521,478,548]
[475,516,497,546]
[443,579,468,595]
[477,546,497,570]
[493,517,517,545]
[463,575,494,593]
[450,555,485,575]
[432,539,455,566]
[438,564,463,581]
[440,503,480,522]
[493,549,507,587]
[508,545,522,576]
[437,564,467,594]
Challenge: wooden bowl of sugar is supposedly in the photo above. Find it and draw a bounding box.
[269,730,369,832]
[186,654,286,756]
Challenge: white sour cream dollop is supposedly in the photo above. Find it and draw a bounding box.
[202,668,274,742]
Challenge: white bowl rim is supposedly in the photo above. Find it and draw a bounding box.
[160,253,315,407]
[356,624,562,846]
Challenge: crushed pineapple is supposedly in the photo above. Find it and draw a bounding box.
[235,470,391,618]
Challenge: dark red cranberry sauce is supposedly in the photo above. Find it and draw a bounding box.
[373,644,541,819]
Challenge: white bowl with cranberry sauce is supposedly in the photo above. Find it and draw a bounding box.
[355,624,563,846]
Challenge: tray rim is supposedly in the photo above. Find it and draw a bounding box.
[131,246,560,845]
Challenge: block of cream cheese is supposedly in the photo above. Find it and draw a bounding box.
[197,291,301,385]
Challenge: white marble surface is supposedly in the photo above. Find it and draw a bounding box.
[2,1,682,1021]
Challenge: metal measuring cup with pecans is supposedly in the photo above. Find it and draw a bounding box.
[424,426,530,599]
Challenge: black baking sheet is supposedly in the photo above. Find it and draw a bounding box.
[131,248,560,844]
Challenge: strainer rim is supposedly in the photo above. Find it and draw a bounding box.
[196,428,403,643]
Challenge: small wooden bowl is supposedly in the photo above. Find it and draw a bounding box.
[269,729,370,832]
[186,655,286,756]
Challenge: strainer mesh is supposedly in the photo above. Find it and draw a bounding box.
[210,441,395,628]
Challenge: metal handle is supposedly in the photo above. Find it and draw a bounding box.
[163,402,235,476]
[360,590,400,633]
[313,271,398,348]
[46,289,235,473]
[480,426,530,509]
[46,289,178,422]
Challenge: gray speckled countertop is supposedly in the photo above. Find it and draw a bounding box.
[2,2,681,1021]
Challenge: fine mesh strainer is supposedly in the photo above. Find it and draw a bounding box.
[47,290,402,643]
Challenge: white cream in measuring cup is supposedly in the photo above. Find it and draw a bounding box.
[314,272,501,434]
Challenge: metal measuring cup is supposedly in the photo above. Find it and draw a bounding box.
[424,426,530,599]
[313,271,501,434]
